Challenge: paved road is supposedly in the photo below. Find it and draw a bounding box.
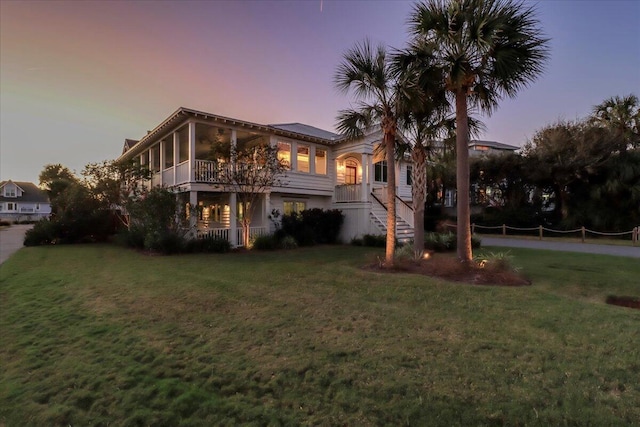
[482,237,640,258]
[0,224,32,265]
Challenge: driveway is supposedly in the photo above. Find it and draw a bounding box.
[482,236,640,258]
[0,224,33,265]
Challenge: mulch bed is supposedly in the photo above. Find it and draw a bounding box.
[606,295,640,310]
[365,253,531,286]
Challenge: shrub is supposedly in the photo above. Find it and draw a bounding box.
[113,226,146,249]
[24,219,58,246]
[184,234,231,253]
[251,234,279,251]
[144,230,186,255]
[362,234,387,247]
[199,235,231,253]
[277,209,344,246]
[350,237,363,246]
[279,235,298,249]
[424,232,482,252]
[0,220,11,227]
[474,251,519,272]
[394,244,424,262]
[300,208,344,244]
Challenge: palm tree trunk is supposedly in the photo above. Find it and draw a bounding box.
[411,147,427,254]
[455,90,472,262]
[384,129,397,266]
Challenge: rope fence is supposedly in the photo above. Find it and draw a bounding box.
[476,224,639,246]
[443,223,640,246]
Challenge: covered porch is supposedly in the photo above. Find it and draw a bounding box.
[186,191,271,247]
[145,121,271,188]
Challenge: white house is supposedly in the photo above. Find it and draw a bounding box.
[0,181,51,221]
[117,107,416,246]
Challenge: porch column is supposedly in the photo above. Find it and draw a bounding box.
[229,192,237,247]
[189,190,198,237]
[173,131,179,185]
[188,121,196,182]
[230,129,237,164]
[331,155,339,203]
[310,146,316,174]
[264,193,271,233]
[361,154,369,202]
[159,139,165,186]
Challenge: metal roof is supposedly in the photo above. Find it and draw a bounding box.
[119,107,343,161]
[469,140,519,151]
[268,123,340,141]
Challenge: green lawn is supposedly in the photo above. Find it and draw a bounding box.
[1,244,639,426]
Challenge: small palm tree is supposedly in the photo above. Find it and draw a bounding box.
[409,0,550,261]
[335,40,420,266]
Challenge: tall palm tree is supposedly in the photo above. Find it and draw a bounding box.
[409,0,549,261]
[335,40,420,266]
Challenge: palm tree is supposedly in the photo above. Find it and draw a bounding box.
[409,0,549,261]
[591,94,640,151]
[335,40,419,266]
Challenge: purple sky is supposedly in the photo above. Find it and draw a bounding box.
[1,0,639,183]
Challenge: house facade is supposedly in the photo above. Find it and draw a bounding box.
[117,107,415,246]
[0,181,51,221]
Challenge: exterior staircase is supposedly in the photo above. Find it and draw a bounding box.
[369,194,414,243]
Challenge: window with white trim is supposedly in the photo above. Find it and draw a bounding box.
[151,145,161,172]
[406,165,413,186]
[297,145,309,173]
[277,142,291,170]
[4,188,16,197]
[374,160,388,183]
[7,202,16,211]
[315,149,327,175]
[283,201,306,215]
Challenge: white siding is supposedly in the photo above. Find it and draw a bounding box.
[333,203,376,243]
[397,162,412,201]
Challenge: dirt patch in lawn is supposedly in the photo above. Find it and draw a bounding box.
[606,295,640,310]
[365,253,531,286]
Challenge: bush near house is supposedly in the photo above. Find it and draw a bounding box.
[276,209,344,246]
[424,232,482,252]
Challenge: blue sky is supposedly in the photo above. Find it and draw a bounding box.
[1,0,639,183]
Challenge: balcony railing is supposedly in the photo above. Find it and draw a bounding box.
[334,184,362,202]
[195,159,222,183]
[196,226,267,247]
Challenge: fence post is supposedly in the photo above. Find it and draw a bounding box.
[634,227,638,246]
[581,226,585,243]
[539,225,543,241]
[502,224,506,236]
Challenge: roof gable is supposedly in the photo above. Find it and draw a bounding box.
[0,181,49,203]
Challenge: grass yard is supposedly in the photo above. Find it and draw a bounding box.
[1,244,639,426]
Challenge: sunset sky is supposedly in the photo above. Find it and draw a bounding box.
[1,0,639,183]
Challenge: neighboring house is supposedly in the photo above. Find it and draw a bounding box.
[442,139,520,209]
[468,140,519,157]
[117,107,416,246]
[0,180,51,221]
